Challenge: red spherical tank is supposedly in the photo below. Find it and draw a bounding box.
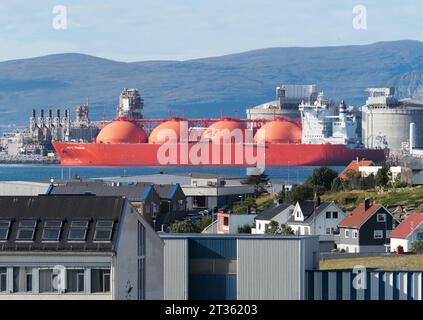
[148,118,184,144]
[254,118,302,144]
[96,120,148,144]
[203,118,246,141]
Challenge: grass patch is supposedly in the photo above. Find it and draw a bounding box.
[321,186,423,211]
[320,254,423,271]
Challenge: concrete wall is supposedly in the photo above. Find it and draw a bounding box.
[115,204,163,300]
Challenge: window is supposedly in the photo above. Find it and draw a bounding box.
[345,229,350,238]
[0,220,11,241]
[39,269,57,293]
[0,267,6,292]
[417,232,423,241]
[178,200,185,211]
[68,220,89,241]
[16,220,37,241]
[223,217,229,226]
[42,220,63,241]
[13,267,32,293]
[138,222,146,257]
[377,213,386,222]
[326,212,331,219]
[91,269,111,293]
[172,203,178,211]
[353,230,358,238]
[145,204,151,214]
[93,220,114,241]
[67,269,85,293]
[192,196,206,209]
[333,211,338,219]
[326,228,332,235]
[374,230,384,239]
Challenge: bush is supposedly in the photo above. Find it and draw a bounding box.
[411,241,423,253]
[170,216,212,233]
[237,224,252,234]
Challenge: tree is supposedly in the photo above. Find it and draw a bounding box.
[265,221,279,234]
[306,167,339,192]
[285,184,314,204]
[232,196,257,214]
[375,163,391,188]
[331,177,343,192]
[242,172,270,195]
[265,221,294,235]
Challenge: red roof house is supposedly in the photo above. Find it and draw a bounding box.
[389,212,423,253]
[339,159,374,181]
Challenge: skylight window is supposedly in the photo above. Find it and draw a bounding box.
[68,220,89,241]
[93,220,114,241]
[16,220,37,241]
[42,220,63,241]
[0,220,11,241]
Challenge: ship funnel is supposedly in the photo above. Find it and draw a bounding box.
[32,109,36,118]
[40,109,44,118]
[48,109,53,118]
[57,109,61,118]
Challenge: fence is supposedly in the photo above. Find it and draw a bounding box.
[307,270,423,300]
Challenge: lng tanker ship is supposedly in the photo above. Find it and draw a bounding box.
[52,93,386,166]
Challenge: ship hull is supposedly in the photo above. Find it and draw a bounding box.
[52,142,386,167]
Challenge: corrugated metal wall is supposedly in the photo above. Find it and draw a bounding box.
[237,239,301,300]
[188,237,237,259]
[307,270,423,300]
[163,239,188,300]
[188,238,237,300]
[189,275,237,300]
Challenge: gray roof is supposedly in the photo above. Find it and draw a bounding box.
[153,184,178,199]
[255,203,292,221]
[50,181,152,201]
[0,195,125,252]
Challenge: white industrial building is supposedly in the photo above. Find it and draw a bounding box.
[246,84,318,121]
[0,195,163,300]
[362,88,423,153]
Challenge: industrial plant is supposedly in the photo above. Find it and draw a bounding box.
[1,86,423,167]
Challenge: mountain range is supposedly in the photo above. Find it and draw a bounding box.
[1,40,423,125]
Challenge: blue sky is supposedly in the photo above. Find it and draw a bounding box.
[1,0,422,62]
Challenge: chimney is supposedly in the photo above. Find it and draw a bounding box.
[316,196,321,208]
[364,198,371,211]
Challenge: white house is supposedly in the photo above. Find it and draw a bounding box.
[0,195,163,300]
[287,199,346,251]
[252,202,294,234]
[389,212,423,253]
